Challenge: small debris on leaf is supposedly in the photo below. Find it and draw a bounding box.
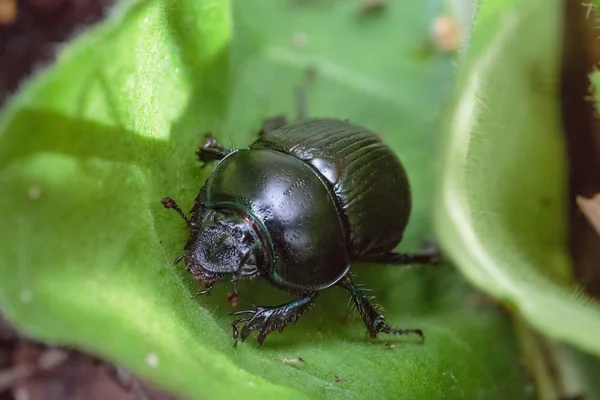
[357,0,386,16]
[275,356,305,365]
[576,194,600,236]
[145,353,159,368]
[334,375,348,383]
[431,14,462,53]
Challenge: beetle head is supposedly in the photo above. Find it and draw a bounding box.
[184,208,262,294]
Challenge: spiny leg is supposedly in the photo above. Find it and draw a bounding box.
[196,132,232,165]
[230,292,317,347]
[258,115,289,136]
[337,274,424,341]
[256,85,309,137]
[369,250,440,266]
[367,241,442,266]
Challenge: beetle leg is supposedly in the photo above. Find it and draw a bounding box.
[337,274,424,342]
[196,132,232,165]
[367,241,443,266]
[229,292,317,346]
[258,115,289,136]
[231,317,251,348]
[256,86,308,136]
[370,250,441,266]
[193,284,213,297]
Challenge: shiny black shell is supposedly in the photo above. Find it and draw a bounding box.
[204,117,411,291]
[204,148,350,291]
[251,118,411,259]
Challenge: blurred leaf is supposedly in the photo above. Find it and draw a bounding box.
[434,0,600,358]
[0,0,532,399]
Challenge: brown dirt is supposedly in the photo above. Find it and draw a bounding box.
[560,0,600,298]
[0,314,181,400]
[0,0,113,107]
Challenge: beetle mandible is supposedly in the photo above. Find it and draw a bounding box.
[162,113,440,347]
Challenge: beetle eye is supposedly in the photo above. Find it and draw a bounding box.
[213,212,225,224]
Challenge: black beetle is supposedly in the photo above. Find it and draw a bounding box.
[162,115,440,346]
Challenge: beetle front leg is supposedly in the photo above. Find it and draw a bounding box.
[196,132,232,165]
[338,274,424,342]
[230,292,318,346]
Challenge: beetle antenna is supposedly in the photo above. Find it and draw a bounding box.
[161,197,193,227]
[230,248,253,295]
[174,254,185,265]
[231,274,238,295]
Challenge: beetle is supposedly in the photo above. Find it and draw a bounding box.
[162,115,440,346]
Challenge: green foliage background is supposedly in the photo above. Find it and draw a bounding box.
[2,0,600,399]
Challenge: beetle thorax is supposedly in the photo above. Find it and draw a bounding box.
[184,208,263,287]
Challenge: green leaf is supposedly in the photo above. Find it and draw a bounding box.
[0,0,531,398]
[590,68,600,113]
[434,0,600,358]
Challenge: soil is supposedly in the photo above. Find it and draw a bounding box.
[560,0,600,298]
[0,314,180,400]
[0,1,182,399]
[0,0,113,107]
